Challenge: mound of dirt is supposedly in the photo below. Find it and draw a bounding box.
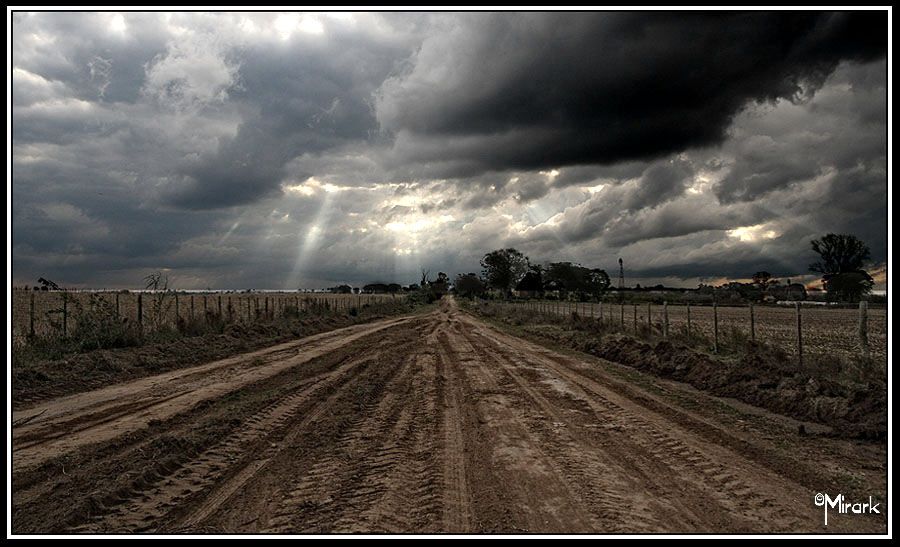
[520,325,885,440]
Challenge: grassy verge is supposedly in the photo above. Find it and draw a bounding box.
[13,298,426,407]
[460,299,886,440]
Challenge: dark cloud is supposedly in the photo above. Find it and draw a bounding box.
[377,12,886,176]
[11,12,888,290]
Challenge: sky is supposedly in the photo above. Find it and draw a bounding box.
[10,11,888,290]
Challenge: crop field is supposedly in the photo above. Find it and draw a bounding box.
[498,300,887,365]
[10,289,405,342]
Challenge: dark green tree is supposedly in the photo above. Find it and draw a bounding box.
[480,248,529,296]
[809,233,874,301]
[810,234,871,274]
[584,268,611,299]
[454,273,486,298]
[516,264,544,293]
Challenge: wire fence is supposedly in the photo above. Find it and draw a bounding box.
[485,299,887,366]
[11,290,405,343]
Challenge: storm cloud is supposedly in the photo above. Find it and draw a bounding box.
[11,11,888,289]
[376,12,885,175]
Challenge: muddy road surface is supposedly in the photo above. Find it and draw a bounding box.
[12,299,886,533]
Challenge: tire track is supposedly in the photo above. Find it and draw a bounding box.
[459,315,821,532]
[436,325,596,533]
[12,316,413,472]
[12,299,886,533]
[71,350,382,532]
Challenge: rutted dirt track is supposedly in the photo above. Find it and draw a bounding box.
[12,299,886,533]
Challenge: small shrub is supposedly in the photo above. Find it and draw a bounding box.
[70,294,143,351]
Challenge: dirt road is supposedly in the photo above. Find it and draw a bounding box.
[12,299,886,533]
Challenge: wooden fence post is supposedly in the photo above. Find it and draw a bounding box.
[795,302,803,367]
[190,295,195,320]
[137,293,142,331]
[29,291,35,337]
[620,303,624,328]
[663,301,669,338]
[647,303,652,331]
[749,302,755,342]
[175,293,179,323]
[713,301,718,354]
[63,292,69,337]
[633,303,637,332]
[686,302,691,336]
[115,292,120,319]
[218,295,222,317]
[859,300,869,360]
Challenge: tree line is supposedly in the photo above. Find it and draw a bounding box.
[454,248,611,300]
[454,233,876,303]
[348,232,877,304]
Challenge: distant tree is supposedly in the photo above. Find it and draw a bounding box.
[516,265,544,293]
[542,262,610,300]
[431,272,450,295]
[823,271,874,302]
[809,233,873,301]
[37,277,60,291]
[330,284,352,294]
[387,283,402,293]
[480,248,529,296]
[810,233,871,275]
[584,268,611,299]
[751,271,774,288]
[543,262,582,297]
[455,273,486,298]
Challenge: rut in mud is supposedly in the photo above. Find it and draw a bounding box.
[12,299,886,534]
